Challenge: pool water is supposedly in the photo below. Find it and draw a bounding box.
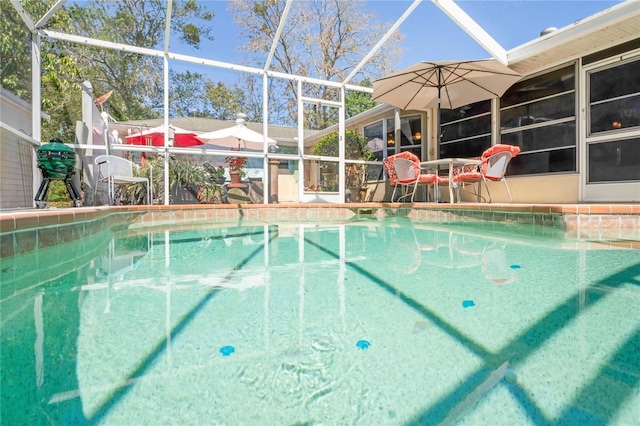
[1,218,639,425]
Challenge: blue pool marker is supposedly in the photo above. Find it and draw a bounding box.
[219,345,235,357]
[510,264,522,269]
[356,340,371,350]
[462,300,475,308]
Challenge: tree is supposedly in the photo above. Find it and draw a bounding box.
[169,70,210,118]
[203,81,249,121]
[2,0,82,142]
[311,130,373,160]
[2,0,217,141]
[1,0,34,101]
[63,0,216,121]
[345,78,376,119]
[228,0,402,130]
[311,129,374,188]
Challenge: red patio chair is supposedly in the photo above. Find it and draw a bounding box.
[455,144,521,202]
[383,151,440,202]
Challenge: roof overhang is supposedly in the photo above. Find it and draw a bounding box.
[507,0,640,75]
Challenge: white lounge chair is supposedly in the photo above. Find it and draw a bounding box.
[94,155,152,205]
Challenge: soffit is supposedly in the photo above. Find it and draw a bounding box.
[507,3,640,76]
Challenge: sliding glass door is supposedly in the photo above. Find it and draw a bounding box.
[582,56,640,202]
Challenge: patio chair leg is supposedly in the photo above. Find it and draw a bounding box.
[397,185,413,202]
[109,177,115,206]
[503,179,512,202]
[482,178,492,203]
[411,181,419,202]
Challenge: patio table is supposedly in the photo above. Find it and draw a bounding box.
[420,158,482,203]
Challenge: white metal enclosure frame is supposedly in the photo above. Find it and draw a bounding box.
[7,0,512,205]
[8,0,638,204]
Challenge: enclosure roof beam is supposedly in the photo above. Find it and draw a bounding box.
[264,0,293,72]
[343,0,422,86]
[10,0,35,33]
[432,0,508,64]
[35,0,67,29]
[43,29,165,57]
[42,28,370,93]
[164,0,173,54]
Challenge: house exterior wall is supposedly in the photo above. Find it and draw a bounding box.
[0,89,38,209]
[346,40,638,204]
[461,174,580,204]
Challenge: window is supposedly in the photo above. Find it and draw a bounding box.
[363,121,385,183]
[364,115,422,181]
[500,64,576,175]
[364,121,385,161]
[588,138,640,182]
[386,115,422,156]
[588,59,640,134]
[439,100,491,158]
[586,57,640,184]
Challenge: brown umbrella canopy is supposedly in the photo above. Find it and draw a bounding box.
[373,59,521,145]
[373,59,521,111]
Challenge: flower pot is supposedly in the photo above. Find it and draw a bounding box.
[229,170,242,184]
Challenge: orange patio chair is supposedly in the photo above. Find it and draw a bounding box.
[383,151,440,202]
[455,144,521,202]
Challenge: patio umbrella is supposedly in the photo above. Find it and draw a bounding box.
[198,114,277,150]
[367,137,384,151]
[372,59,521,143]
[125,125,203,147]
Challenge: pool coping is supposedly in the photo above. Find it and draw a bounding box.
[1,203,639,258]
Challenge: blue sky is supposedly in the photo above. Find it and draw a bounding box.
[178,0,625,74]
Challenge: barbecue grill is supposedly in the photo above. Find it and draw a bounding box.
[35,138,82,208]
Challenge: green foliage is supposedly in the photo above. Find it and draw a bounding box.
[170,70,209,117]
[2,0,81,142]
[2,0,217,143]
[312,130,374,188]
[137,156,224,204]
[168,72,253,121]
[346,79,375,119]
[311,130,373,161]
[181,23,200,45]
[45,180,73,205]
[204,81,248,120]
[4,0,388,143]
[0,1,32,101]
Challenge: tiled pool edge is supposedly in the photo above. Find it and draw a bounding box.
[1,203,639,258]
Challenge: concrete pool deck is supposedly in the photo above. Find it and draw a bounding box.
[1,202,639,258]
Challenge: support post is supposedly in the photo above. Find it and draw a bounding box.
[269,159,279,203]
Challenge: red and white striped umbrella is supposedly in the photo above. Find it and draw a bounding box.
[125,125,203,147]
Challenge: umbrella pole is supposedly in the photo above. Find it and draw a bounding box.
[436,85,442,147]
[437,101,441,147]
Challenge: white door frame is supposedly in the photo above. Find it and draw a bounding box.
[579,51,640,202]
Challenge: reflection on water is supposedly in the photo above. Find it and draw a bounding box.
[1,218,638,425]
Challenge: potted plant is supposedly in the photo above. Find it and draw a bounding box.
[143,156,223,204]
[203,162,226,184]
[225,148,247,184]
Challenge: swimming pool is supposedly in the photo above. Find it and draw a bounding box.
[1,217,638,424]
